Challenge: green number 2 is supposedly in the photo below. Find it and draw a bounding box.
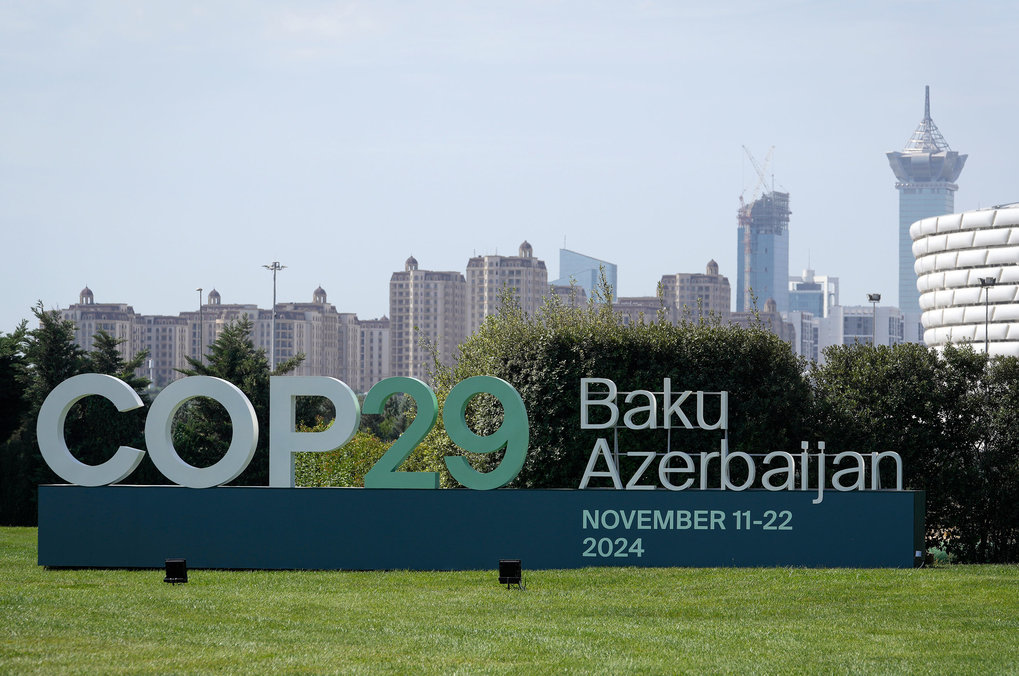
[361,376,529,490]
[363,377,439,489]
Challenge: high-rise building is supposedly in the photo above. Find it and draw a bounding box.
[132,314,189,387]
[551,249,618,301]
[887,86,967,315]
[179,289,266,366]
[736,191,790,313]
[787,269,839,318]
[62,287,136,358]
[273,287,359,384]
[660,260,731,322]
[784,311,821,363]
[389,257,467,381]
[466,241,548,334]
[357,317,391,393]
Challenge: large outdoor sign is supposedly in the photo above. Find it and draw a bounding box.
[36,374,924,569]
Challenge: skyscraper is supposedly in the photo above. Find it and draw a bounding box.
[388,257,467,381]
[551,249,617,301]
[887,86,967,315]
[736,190,790,313]
[465,241,548,334]
[660,260,731,321]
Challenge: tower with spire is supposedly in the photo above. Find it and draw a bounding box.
[887,86,967,316]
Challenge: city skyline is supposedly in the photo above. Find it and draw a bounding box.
[3,2,1019,334]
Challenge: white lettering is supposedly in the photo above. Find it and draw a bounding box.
[871,451,904,490]
[145,376,258,489]
[658,451,695,491]
[833,451,866,491]
[269,377,361,487]
[579,438,622,489]
[622,390,657,429]
[761,451,796,490]
[662,379,694,429]
[624,451,657,490]
[720,439,755,491]
[36,374,146,486]
[580,378,618,429]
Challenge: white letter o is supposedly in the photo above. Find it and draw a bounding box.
[145,376,258,488]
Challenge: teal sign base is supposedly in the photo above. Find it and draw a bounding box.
[38,486,925,569]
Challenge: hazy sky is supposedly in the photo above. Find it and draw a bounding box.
[2,1,1017,334]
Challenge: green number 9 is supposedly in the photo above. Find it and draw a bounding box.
[442,376,529,490]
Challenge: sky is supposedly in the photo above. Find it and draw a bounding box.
[2,1,1018,334]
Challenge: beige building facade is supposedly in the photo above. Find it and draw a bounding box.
[389,257,467,381]
[660,260,732,322]
[465,241,548,334]
[62,286,388,391]
[357,317,390,393]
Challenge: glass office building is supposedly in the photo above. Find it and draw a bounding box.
[887,86,967,315]
[552,249,618,301]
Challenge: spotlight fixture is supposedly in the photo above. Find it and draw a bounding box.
[498,559,523,589]
[164,558,188,584]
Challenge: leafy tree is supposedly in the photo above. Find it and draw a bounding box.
[975,356,1019,562]
[0,322,27,447]
[1,305,88,523]
[60,330,158,483]
[1,307,158,524]
[809,342,987,560]
[359,392,414,442]
[20,302,87,412]
[430,285,810,489]
[173,317,302,485]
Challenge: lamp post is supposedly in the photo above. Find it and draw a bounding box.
[196,288,203,366]
[263,261,286,370]
[979,277,997,356]
[867,293,881,347]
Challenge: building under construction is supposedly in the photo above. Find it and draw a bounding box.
[736,190,790,313]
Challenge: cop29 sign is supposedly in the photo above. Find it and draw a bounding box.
[35,374,925,570]
[38,373,527,491]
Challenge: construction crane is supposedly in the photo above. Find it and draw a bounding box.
[738,145,774,310]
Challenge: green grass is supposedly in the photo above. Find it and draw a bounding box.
[1,528,1017,674]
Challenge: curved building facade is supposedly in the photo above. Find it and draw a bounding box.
[911,203,1019,355]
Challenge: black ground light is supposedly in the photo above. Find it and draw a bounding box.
[498,559,523,589]
[164,558,188,584]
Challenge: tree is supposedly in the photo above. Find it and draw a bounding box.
[0,322,27,447]
[430,285,810,489]
[173,317,302,485]
[976,356,1019,562]
[359,392,414,442]
[1,306,158,524]
[60,330,157,482]
[809,342,986,560]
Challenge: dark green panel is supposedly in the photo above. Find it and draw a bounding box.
[38,486,924,569]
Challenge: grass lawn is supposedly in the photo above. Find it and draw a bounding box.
[1,527,1016,674]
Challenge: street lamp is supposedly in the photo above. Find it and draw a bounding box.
[979,277,997,356]
[196,288,203,366]
[867,293,881,347]
[263,261,286,370]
